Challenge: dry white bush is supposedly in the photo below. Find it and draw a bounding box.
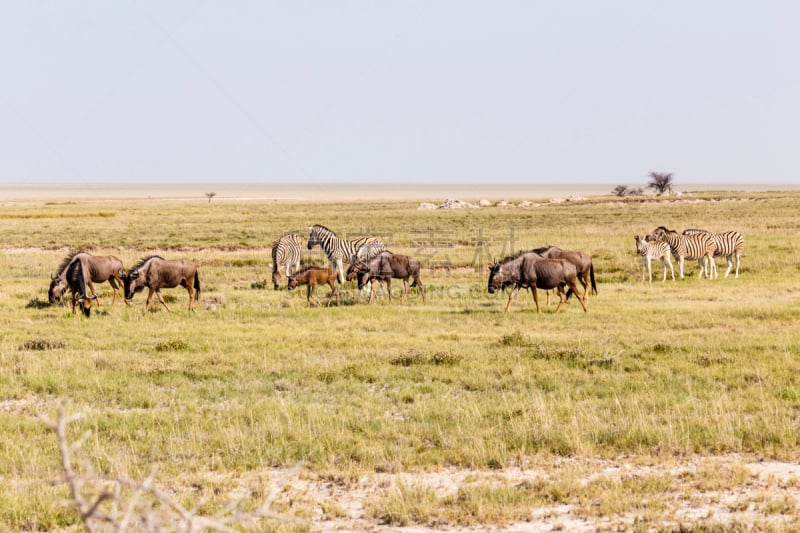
[41,404,298,532]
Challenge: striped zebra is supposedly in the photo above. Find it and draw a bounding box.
[650,226,715,279]
[271,234,303,290]
[682,229,744,278]
[307,224,386,283]
[635,235,674,283]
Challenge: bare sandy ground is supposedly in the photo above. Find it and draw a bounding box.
[220,456,800,531]
[2,182,798,202]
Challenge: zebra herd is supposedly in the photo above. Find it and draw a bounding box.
[271,224,387,290]
[635,226,744,283]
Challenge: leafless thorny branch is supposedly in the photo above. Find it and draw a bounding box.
[40,403,301,532]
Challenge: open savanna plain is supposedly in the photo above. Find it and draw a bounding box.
[1,190,800,531]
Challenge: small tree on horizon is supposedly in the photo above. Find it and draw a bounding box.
[647,172,674,195]
[205,192,216,203]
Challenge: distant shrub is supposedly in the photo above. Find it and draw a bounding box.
[499,331,530,347]
[21,338,67,351]
[154,339,188,352]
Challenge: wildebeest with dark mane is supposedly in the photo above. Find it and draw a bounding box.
[63,254,97,317]
[347,251,425,303]
[487,252,587,313]
[531,245,597,302]
[122,256,200,312]
[287,265,339,307]
[49,251,125,306]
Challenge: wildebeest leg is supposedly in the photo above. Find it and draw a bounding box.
[306,283,316,307]
[530,287,541,313]
[567,281,587,312]
[153,289,173,312]
[326,278,338,306]
[401,278,409,302]
[416,276,425,303]
[386,278,393,302]
[87,280,101,307]
[108,277,123,306]
[504,287,520,313]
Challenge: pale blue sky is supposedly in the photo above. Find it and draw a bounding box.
[1,1,797,184]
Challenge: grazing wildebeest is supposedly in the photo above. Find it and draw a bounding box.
[487,252,587,313]
[49,251,126,306]
[346,251,425,303]
[531,245,597,302]
[270,234,303,290]
[287,266,340,307]
[122,256,200,312]
[63,254,97,317]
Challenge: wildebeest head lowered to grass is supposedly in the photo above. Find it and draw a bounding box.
[487,252,587,314]
[49,251,126,306]
[346,251,425,303]
[122,256,200,312]
[64,254,98,317]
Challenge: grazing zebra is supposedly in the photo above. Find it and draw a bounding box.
[307,224,386,283]
[682,229,744,278]
[650,226,715,279]
[271,234,303,290]
[635,235,674,283]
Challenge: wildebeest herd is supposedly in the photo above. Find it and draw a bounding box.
[46,223,742,316]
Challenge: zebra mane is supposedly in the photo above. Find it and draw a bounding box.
[654,225,675,234]
[310,224,336,235]
[131,255,164,271]
[55,250,86,274]
[270,233,301,248]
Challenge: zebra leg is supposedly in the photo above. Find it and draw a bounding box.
[336,259,345,284]
[724,255,733,278]
[734,253,741,278]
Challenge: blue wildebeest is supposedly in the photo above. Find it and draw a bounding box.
[122,256,200,312]
[530,245,597,302]
[63,254,98,317]
[346,251,425,303]
[487,252,587,313]
[49,251,125,306]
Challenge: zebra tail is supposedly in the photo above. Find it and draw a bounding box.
[590,264,597,295]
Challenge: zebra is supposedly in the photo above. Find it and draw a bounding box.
[635,235,674,283]
[271,234,303,290]
[650,226,715,279]
[682,229,744,278]
[307,224,385,283]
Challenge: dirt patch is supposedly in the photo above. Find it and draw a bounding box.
[200,455,800,531]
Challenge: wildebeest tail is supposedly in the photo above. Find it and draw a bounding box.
[194,272,201,300]
[590,264,597,295]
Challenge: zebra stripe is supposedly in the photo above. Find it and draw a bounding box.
[650,226,715,279]
[682,229,744,278]
[271,234,302,289]
[307,224,385,283]
[635,235,674,282]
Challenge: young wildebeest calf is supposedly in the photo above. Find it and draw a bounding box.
[288,266,340,307]
[49,252,126,307]
[122,256,200,312]
[487,252,587,313]
[347,251,425,303]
